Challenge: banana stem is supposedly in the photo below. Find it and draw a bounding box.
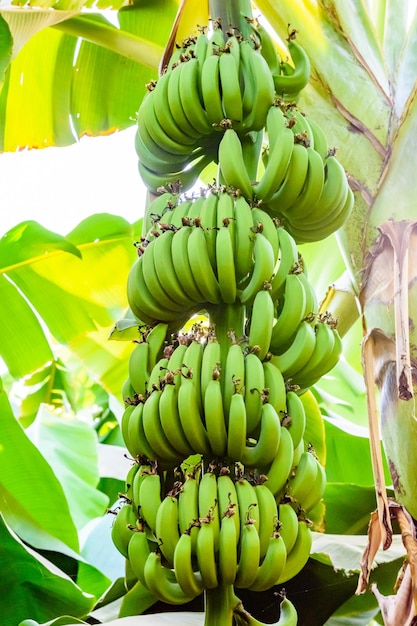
[209,0,240,32]
[207,303,246,360]
[204,584,240,625]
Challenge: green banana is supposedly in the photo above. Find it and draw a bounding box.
[239,40,275,132]
[219,48,243,123]
[138,470,162,534]
[155,493,181,567]
[204,378,228,458]
[269,273,307,353]
[238,232,275,304]
[278,502,299,554]
[146,322,169,371]
[171,224,206,304]
[306,116,329,161]
[218,510,238,585]
[283,146,325,222]
[200,333,222,399]
[166,62,202,140]
[216,220,238,305]
[234,194,256,283]
[218,129,254,198]
[270,320,317,380]
[178,469,200,551]
[262,360,287,417]
[242,402,281,468]
[173,531,204,598]
[274,36,311,98]
[126,401,157,461]
[254,126,294,204]
[249,531,287,592]
[284,390,306,450]
[201,52,224,126]
[288,450,319,510]
[152,71,200,147]
[110,502,137,558]
[143,549,195,604]
[178,378,211,455]
[251,205,279,260]
[262,426,294,498]
[254,482,278,557]
[217,470,240,541]
[235,477,260,534]
[269,227,299,301]
[276,519,312,584]
[227,391,247,461]
[187,224,222,304]
[247,287,275,360]
[196,515,219,589]
[293,320,341,389]
[244,352,265,435]
[178,57,212,135]
[152,230,193,307]
[159,383,194,457]
[200,189,220,270]
[266,142,309,215]
[128,340,150,397]
[223,342,245,420]
[234,519,261,588]
[127,528,155,587]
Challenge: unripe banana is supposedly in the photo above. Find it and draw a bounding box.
[238,232,275,304]
[218,510,238,585]
[244,352,265,435]
[110,502,137,558]
[227,391,247,461]
[235,477,260,534]
[217,469,240,541]
[241,402,281,468]
[204,378,228,458]
[270,320,317,380]
[262,360,287,417]
[196,515,219,589]
[155,493,181,567]
[262,426,294,498]
[276,519,312,584]
[173,531,204,598]
[218,129,254,199]
[143,550,195,605]
[234,519,261,588]
[254,482,278,558]
[284,390,306,450]
[138,470,162,534]
[178,469,200,552]
[247,287,275,360]
[288,450,319,510]
[128,340,150,397]
[278,502,299,554]
[249,531,287,592]
[127,527,155,587]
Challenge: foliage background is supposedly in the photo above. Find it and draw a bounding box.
[1,0,416,624]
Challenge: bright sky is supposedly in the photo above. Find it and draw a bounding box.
[0,125,146,237]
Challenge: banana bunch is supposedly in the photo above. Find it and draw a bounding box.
[214,101,353,243]
[127,186,289,325]
[247,19,310,102]
[110,460,314,610]
[111,16,357,625]
[135,27,275,194]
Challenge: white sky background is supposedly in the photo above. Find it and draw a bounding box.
[0,125,146,236]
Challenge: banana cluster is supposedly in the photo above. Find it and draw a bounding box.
[217,103,354,244]
[111,17,355,624]
[111,459,313,613]
[136,27,275,193]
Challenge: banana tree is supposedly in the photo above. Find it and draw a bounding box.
[1,0,417,625]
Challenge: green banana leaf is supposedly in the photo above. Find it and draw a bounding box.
[0,514,96,626]
[0,214,142,422]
